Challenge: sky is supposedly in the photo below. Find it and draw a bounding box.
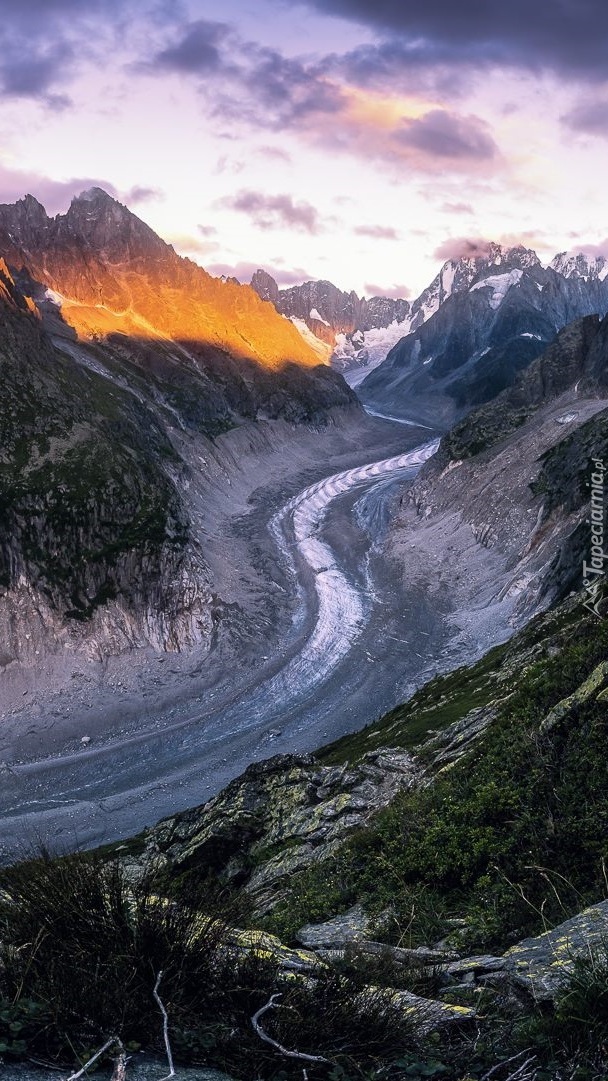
[0,0,607,297]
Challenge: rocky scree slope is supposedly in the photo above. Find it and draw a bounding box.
[142,592,605,930]
[369,314,608,660]
[360,243,608,424]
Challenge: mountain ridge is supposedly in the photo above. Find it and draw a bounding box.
[0,189,332,372]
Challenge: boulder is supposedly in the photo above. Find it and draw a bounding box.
[500,899,608,1000]
[296,905,371,949]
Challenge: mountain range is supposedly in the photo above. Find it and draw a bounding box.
[253,244,608,416]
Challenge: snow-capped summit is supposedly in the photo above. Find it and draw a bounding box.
[405,244,541,334]
[550,250,608,281]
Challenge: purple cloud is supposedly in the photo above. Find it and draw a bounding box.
[221,190,322,234]
[305,0,608,82]
[433,236,495,260]
[354,224,400,240]
[207,260,313,285]
[561,100,608,137]
[123,185,163,204]
[441,201,474,214]
[0,168,121,215]
[396,110,497,161]
[364,281,411,299]
[152,19,230,74]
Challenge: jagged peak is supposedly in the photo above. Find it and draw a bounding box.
[550,249,608,280]
[0,192,51,222]
[72,186,120,206]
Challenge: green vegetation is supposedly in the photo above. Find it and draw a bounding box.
[0,303,189,617]
[266,604,608,954]
[1,597,608,1077]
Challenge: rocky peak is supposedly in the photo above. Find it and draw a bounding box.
[363,294,410,329]
[0,193,53,256]
[60,187,167,262]
[251,268,280,305]
[551,250,608,281]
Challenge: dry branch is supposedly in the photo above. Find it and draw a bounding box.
[480,1049,537,1081]
[65,1036,119,1080]
[153,970,176,1080]
[251,993,331,1065]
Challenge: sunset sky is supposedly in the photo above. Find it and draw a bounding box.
[1,0,607,297]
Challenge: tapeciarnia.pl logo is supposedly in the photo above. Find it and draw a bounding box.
[582,457,606,618]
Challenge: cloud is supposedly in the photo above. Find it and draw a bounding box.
[136,16,504,177]
[305,0,608,82]
[441,201,474,214]
[325,39,472,99]
[0,0,167,105]
[0,166,121,215]
[220,190,323,234]
[0,41,74,103]
[561,100,608,137]
[123,185,163,204]
[142,22,346,130]
[433,236,495,260]
[364,281,411,299]
[354,224,400,239]
[563,239,608,258]
[0,167,163,216]
[151,19,230,74]
[256,145,293,163]
[166,233,220,256]
[396,110,497,161]
[206,260,313,285]
[197,224,218,237]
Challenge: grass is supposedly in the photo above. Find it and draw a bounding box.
[318,640,510,764]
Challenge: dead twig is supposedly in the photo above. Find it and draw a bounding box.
[153,970,176,1080]
[480,1048,537,1081]
[251,993,331,1065]
[65,1036,118,1080]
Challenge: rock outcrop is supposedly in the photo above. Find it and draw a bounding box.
[146,749,419,916]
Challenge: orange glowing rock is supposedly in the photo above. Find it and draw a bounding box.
[0,190,320,372]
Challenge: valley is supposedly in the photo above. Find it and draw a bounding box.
[0,415,449,861]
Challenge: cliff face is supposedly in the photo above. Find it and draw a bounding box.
[0,263,214,667]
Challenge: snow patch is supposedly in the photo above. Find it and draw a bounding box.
[470,269,523,309]
[310,307,330,326]
[336,319,410,387]
[290,318,333,363]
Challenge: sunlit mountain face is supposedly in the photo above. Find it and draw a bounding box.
[0,189,323,371]
[0,1,606,300]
